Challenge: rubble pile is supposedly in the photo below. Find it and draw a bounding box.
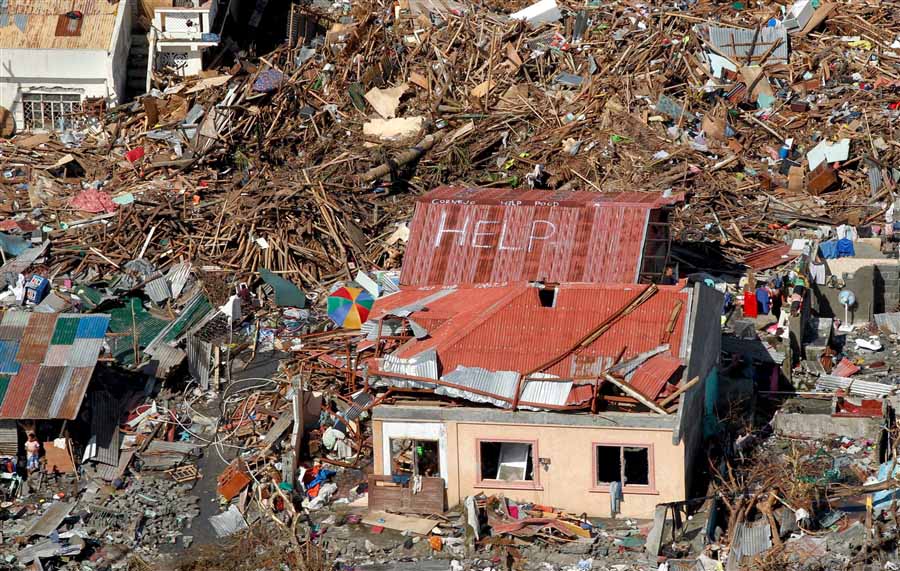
[2,0,900,275]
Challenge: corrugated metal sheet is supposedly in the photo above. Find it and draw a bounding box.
[400,187,679,287]
[0,419,17,455]
[742,243,797,271]
[166,261,193,300]
[727,520,772,570]
[875,312,900,335]
[705,24,789,64]
[438,367,521,409]
[832,358,859,378]
[48,367,74,419]
[75,315,110,339]
[566,383,595,406]
[0,376,9,411]
[816,375,894,398]
[380,348,439,380]
[628,355,683,400]
[378,283,690,379]
[186,334,211,389]
[86,391,120,467]
[0,340,20,373]
[51,317,80,345]
[68,338,104,367]
[519,372,573,409]
[56,367,93,419]
[22,365,64,418]
[162,294,213,343]
[0,363,39,417]
[0,310,29,340]
[23,502,74,537]
[44,344,72,367]
[143,343,186,378]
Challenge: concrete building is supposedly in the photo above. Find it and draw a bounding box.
[364,280,724,519]
[0,0,132,132]
[141,0,220,81]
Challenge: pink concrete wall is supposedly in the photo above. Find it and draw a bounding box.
[374,418,685,519]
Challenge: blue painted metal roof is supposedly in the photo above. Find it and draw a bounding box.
[76,315,110,339]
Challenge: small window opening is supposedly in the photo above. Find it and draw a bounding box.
[480,441,534,482]
[538,287,557,308]
[596,445,650,487]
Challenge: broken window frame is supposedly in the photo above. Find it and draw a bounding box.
[475,438,542,490]
[388,438,441,479]
[591,442,656,494]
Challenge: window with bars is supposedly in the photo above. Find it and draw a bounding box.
[21,93,82,131]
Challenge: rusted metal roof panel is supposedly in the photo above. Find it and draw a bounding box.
[628,355,683,400]
[56,367,93,420]
[0,363,39,418]
[375,283,693,410]
[400,187,677,287]
[0,311,29,340]
[49,368,74,419]
[0,313,109,420]
[742,243,797,271]
[405,284,691,378]
[23,365,65,418]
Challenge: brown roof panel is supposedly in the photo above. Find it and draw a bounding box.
[24,365,65,419]
[56,367,93,420]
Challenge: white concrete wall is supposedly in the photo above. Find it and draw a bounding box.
[108,0,133,105]
[156,46,204,77]
[0,49,110,128]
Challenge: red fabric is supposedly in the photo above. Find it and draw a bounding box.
[125,147,145,162]
[743,290,758,318]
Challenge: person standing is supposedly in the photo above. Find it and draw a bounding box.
[25,432,40,474]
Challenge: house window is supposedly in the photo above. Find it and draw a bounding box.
[389,438,440,478]
[477,440,540,488]
[22,93,82,131]
[594,444,654,490]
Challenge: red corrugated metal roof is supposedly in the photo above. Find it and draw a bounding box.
[629,355,683,400]
[374,282,690,379]
[400,187,679,287]
[566,383,595,406]
[0,363,39,418]
[743,243,798,271]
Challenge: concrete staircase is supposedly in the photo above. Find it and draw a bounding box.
[127,33,150,100]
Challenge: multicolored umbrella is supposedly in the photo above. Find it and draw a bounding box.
[327,286,375,329]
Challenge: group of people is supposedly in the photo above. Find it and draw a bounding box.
[749,272,809,319]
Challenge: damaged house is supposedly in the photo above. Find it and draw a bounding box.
[359,187,722,520]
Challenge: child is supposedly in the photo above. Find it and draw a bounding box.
[25,432,40,473]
